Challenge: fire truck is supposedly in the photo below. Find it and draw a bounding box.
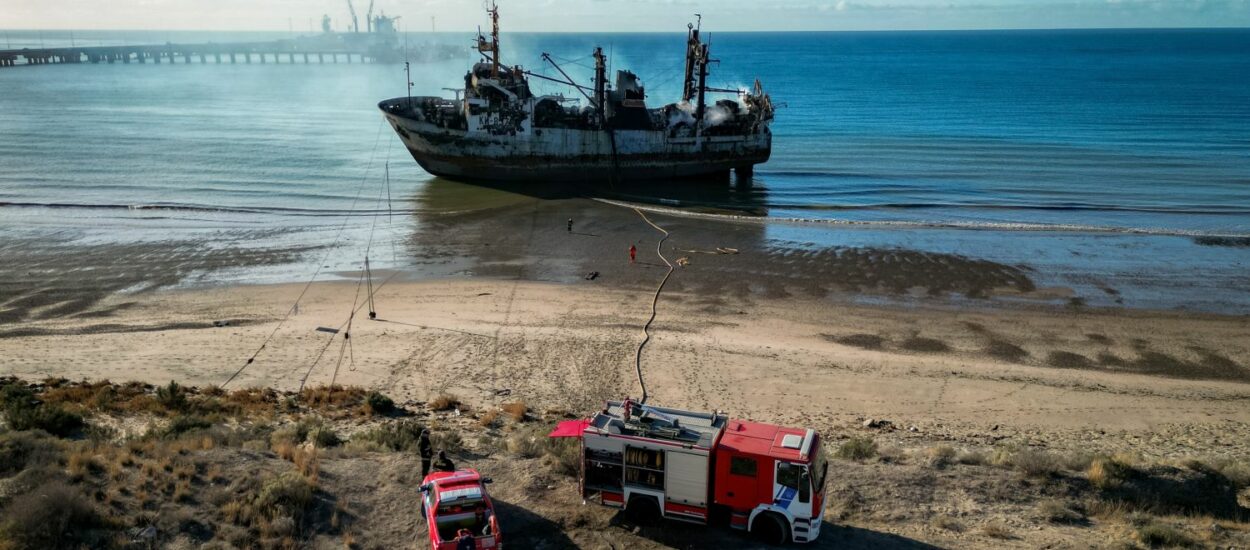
[550,400,828,544]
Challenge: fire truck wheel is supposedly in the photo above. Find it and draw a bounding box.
[625,496,661,526]
[750,512,789,546]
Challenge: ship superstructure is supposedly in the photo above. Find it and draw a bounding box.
[378,4,774,184]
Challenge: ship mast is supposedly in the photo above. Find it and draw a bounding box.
[593,47,607,124]
[476,1,501,78]
[682,15,701,103]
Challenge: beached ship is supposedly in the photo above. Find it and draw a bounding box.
[377,4,775,184]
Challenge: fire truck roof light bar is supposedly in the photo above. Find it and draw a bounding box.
[799,428,816,459]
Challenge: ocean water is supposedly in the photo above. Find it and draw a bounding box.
[1,29,1248,309]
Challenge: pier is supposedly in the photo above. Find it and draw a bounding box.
[0,40,386,68]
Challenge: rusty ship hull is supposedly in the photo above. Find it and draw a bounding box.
[379,97,771,183]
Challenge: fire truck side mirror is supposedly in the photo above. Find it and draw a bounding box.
[419,483,431,493]
[482,477,494,484]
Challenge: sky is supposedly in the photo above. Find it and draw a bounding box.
[3,0,1249,32]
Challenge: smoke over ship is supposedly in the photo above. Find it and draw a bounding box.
[378,3,775,184]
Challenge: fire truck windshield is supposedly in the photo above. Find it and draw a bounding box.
[813,450,829,493]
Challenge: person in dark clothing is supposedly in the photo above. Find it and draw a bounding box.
[567,218,574,233]
[418,429,433,478]
[433,450,456,473]
[456,528,475,550]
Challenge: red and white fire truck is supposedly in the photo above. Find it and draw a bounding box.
[550,400,828,544]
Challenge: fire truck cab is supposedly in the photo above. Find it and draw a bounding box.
[568,400,827,544]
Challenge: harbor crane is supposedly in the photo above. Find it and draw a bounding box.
[346,0,359,33]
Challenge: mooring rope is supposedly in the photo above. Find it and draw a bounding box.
[220,119,388,389]
[632,208,674,405]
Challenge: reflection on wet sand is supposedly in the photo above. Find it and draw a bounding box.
[405,176,1040,304]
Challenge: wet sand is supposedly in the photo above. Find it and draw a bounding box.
[2,196,1249,462]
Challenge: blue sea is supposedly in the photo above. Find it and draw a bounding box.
[1,29,1248,310]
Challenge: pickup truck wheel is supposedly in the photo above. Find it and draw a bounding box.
[750,513,789,545]
[626,496,661,526]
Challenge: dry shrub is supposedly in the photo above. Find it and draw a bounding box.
[504,425,579,476]
[270,418,339,451]
[350,420,425,452]
[4,392,86,437]
[0,430,64,477]
[1088,456,1135,490]
[505,427,548,459]
[876,445,906,464]
[924,445,957,468]
[293,446,321,483]
[221,500,246,524]
[206,463,225,484]
[1203,458,1250,489]
[542,438,581,477]
[1137,522,1194,548]
[155,380,188,412]
[173,479,194,503]
[501,401,528,422]
[299,385,367,410]
[159,414,212,439]
[256,472,315,522]
[272,440,296,461]
[979,520,1014,540]
[364,392,395,415]
[227,387,280,414]
[0,482,110,548]
[992,446,1060,477]
[66,446,103,481]
[432,430,464,454]
[478,409,500,428]
[1011,449,1061,478]
[171,460,196,481]
[429,393,461,412]
[957,449,987,466]
[836,437,878,461]
[930,514,964,532]
[1038,499,1084,524]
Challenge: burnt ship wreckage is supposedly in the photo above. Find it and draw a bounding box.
[378,6,775,184]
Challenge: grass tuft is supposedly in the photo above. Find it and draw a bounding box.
[1088,456,1135,490]
[428,393,461,412]
[501,401,528,423]
[350,420,425,452]
[364,392,395,416]
[1136,522,1194,548]
[979,520,1015,540]
[836,437,878,461]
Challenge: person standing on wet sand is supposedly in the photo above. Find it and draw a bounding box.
[567,218,573,233]
[630,244,637,264]
[418,429,433,478]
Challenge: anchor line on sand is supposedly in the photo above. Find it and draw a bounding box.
[220,120,388,389]
[633,207,674,405]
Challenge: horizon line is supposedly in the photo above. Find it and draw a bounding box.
[2,25,1249,35]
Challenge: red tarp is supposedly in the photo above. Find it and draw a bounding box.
[548,419,591,438]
